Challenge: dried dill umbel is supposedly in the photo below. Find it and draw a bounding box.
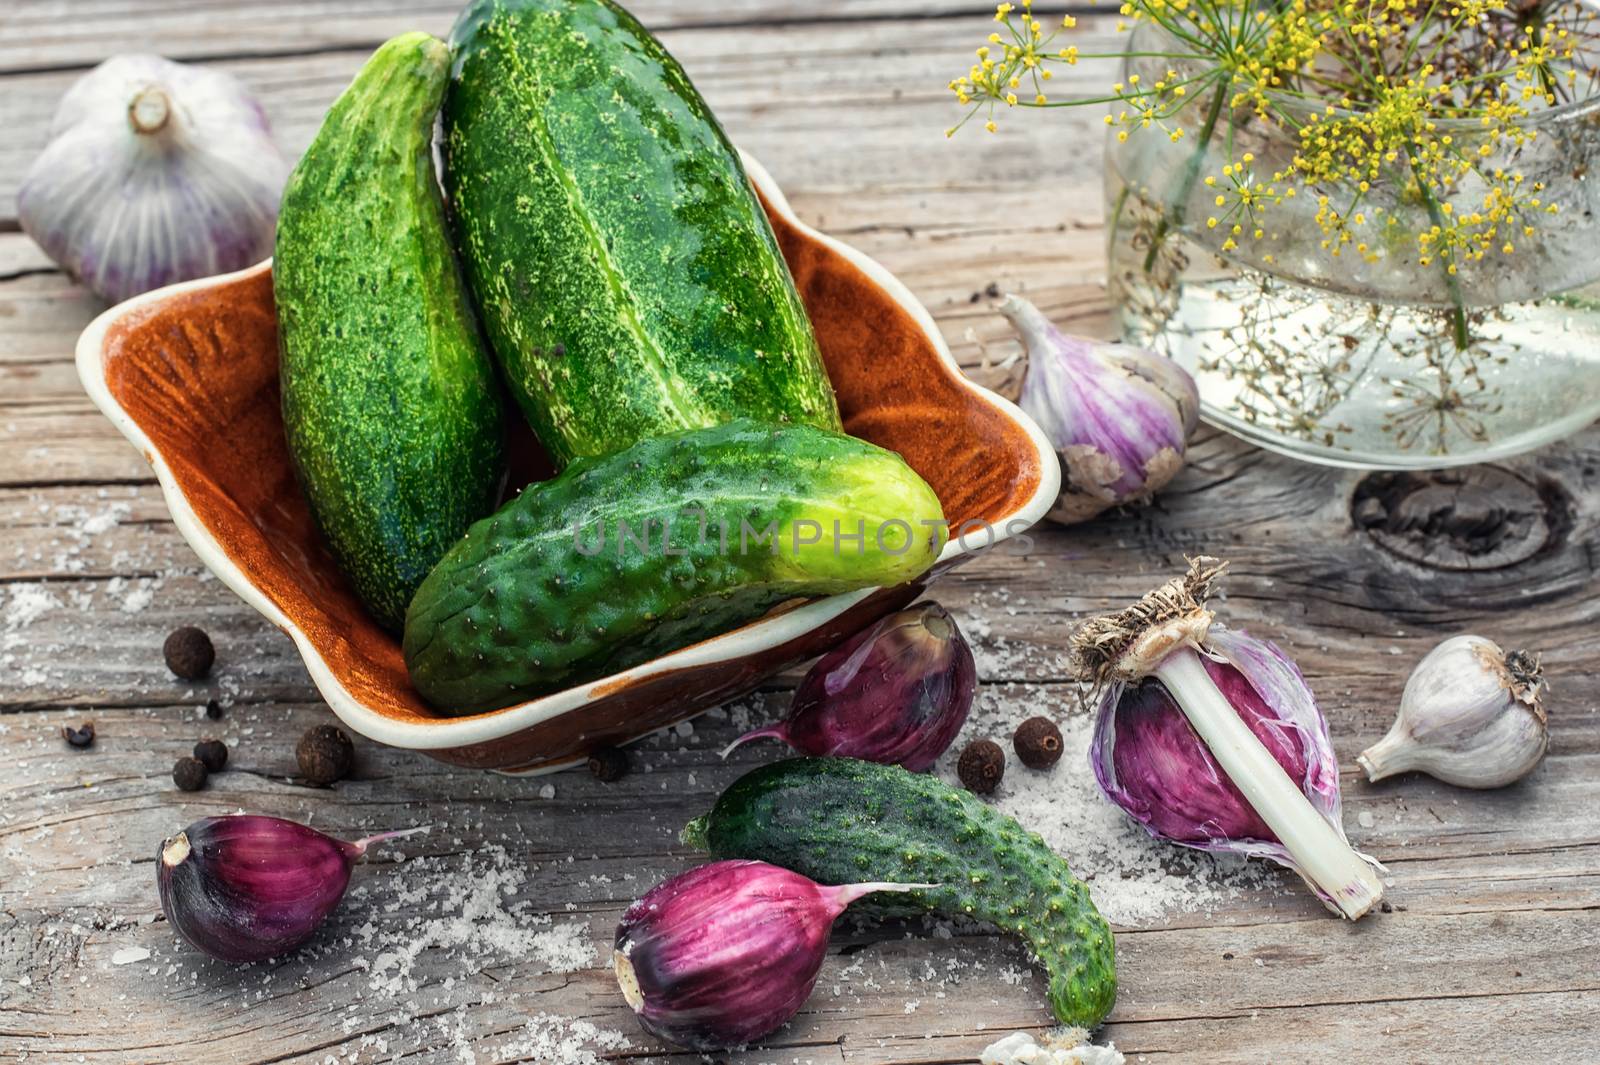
[948,0,1600,324]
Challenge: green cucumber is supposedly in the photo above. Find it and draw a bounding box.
[403,420,945,714]
[276,32,506,632]
[443,0,840,467]
[682,757,1118,1029]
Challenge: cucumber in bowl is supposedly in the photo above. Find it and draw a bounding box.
[403,421,946,714]
[443,0,841,467]
[275,32,507,632]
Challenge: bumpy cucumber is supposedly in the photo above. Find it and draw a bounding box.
[682,757,1118,1028]
[276,33,505,632]
[443,0,840,467]
[403,421,945,714]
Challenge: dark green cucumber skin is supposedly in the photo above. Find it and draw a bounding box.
[443,0,840,468]
[683,757,1118,1029]
[402,421,944,715]
[276,33,506,632]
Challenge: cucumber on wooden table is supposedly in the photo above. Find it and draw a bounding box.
[443,0,840,467]
[275,32,506,632]
[683,757,1119,1028]
[403,421,945,714]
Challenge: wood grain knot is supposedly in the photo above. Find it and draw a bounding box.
[1351,467,1572,571]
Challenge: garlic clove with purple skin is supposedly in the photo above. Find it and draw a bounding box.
[614,860,929,1051]
[998,294,1198,525]
[721,602,975,772]
[1359,635,1547,789]
[1092,629,1344,861]
[157,814,427,963]
[1075,558,1384,919]
[19,54,287,305]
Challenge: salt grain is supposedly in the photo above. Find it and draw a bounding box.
[941,633,1278,927]
[357,845,594,999]
[491,1012,631,1064]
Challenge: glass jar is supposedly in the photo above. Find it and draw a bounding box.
[1105,33,1600,468]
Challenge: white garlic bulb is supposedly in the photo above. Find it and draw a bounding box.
[18,54,288,304]
[1359,635,1547,789]
[997,294,1198,525]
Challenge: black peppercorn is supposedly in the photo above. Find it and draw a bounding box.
[193,738,229,773]
[1013,716,1064,770]
[62,722,95,749]
[204,698,223,720]
[163,626,215,680]
[296,724,354,785]
[587,746,628,782]
[172,756,208,791]
[957,738,1005,795]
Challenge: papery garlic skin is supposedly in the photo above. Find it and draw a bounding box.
[998,294,1198,524]
[19,54,287,304]
[1090,627,1351,871]
[721,602,975,771]
[157,815,425,963]
[614,861,924,1051]
[1359,635,1547,789]
[981,1030,1125,1065]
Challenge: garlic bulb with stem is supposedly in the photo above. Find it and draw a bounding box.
[19,54,287,304]
[720,601,975,771]
[158,814,429,963]
[998,294,1198,524]
[1359,635,1547,789]
[1073,557,1384,920]
[614,860,930,1051]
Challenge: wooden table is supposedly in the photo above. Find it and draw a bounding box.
[2,3,1597,1062]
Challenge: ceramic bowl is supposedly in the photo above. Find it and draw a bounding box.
[76,155,1058,773]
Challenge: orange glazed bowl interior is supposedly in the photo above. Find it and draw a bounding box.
[76,155,1057,773]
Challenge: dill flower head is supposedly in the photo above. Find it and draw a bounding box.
[948,0,1596,270]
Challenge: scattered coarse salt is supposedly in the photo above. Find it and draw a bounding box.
[356,845,595,999]
[491,1012,631,1065]
[3,586,61,631]
[110,946,150,966]
[940,631,1278,928]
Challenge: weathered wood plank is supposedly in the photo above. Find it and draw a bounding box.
[0,0,1017,72]
[2,1,1598,1061]
[2,699,1597,1064]
[0,17,1116,225]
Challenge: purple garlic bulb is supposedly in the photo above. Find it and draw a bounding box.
[999,294,1198,525]
[1088,626,1349,873]
[722,602,975,771]
[157,814,425,963]
[614,860,925,1051]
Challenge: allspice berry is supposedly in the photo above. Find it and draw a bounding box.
[1014,716,1064,770]
[957,738,1005,795]
[163,626,215,680]
[587,746,629,782]
[296,724,354,785]
[193,738,229,773]
[172,756,208,791]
